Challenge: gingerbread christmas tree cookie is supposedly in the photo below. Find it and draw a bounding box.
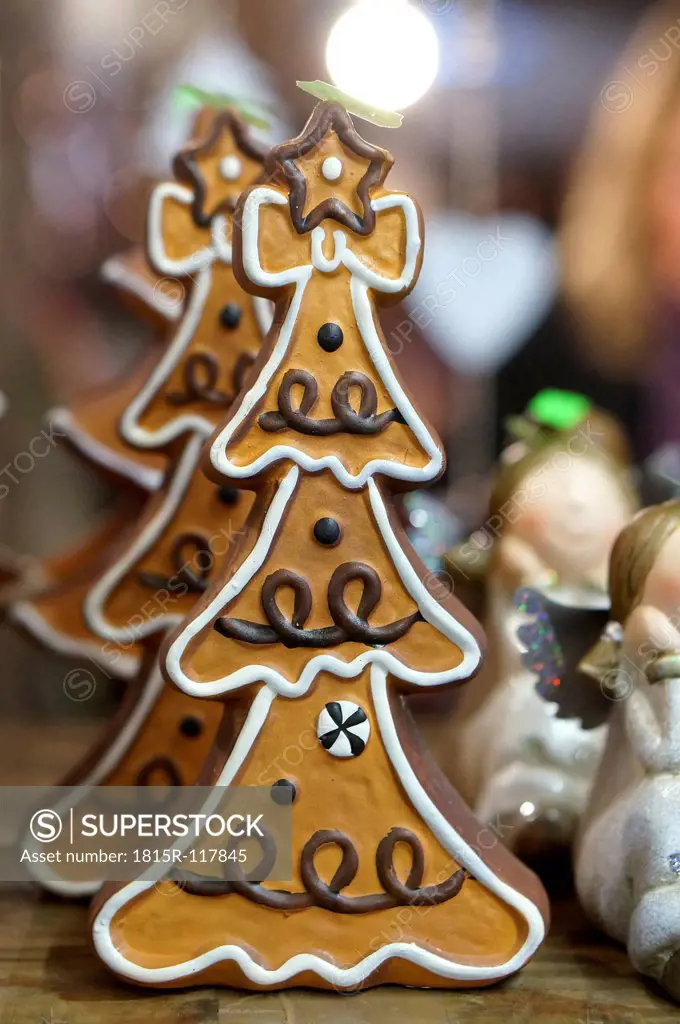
[12,106,269,682]
[92,102,548,992]
[52,107,270,488]
[119,107,271,452]
[22,107,273,898]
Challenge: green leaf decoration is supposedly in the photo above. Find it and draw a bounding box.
[296,80,403,128]
[527,389,593,432]
[173,84,271,130]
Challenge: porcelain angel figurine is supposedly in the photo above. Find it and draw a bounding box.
[447,390,638,851]
[576,500,680,1001]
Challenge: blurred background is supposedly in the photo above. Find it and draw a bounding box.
[0,0,678,761]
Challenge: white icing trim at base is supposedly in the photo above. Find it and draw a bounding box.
[49,407,165,492]
[165,467,481,699]
[100,256,181,323]
[83,434,204,645]
[91,676,544,986]
[10,600,139,680]
[25,664,166,897]
[370,667,545,975]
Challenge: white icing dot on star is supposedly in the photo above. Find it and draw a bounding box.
[220,155,243,181]
[321,156,343,182]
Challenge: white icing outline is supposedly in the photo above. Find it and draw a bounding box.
[209,187,442,489]
[148,182,218,277]
[120,263,214,449]
[253,295,274,340]
[91,673,544,986]
[83,434,204,645]
[165,466,480,699]
[210,213,232,267]
[49,406,165,492]
[100,254,182,323]
[25,663,165,896]
[10,600,139,680]
[120,184,272,450]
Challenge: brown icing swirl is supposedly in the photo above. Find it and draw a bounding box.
[166,353,232,407]
[166,350,256,409]
[258,369,402,436]
[327,562,422,644]
[179,826,466,912]
[136,756,182,787]
[214,563,422,648]
[136,533,213,595]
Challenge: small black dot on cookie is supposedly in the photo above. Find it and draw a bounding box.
[317,323,343,352]
[270,779,297,805]
[179,716,203,739]
[313,517,341,546]
[219,303,242,329]
[218,486,240,505]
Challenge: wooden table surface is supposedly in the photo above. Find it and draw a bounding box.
[0,724,678,1023]
[0,884,677,1023]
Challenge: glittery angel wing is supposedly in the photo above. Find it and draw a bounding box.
[513,586,612,730]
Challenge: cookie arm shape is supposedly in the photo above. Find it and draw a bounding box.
[147,182,216,277]
[239,186,314,292]
[342,193,422,297]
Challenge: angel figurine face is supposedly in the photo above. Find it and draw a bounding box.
[489,403,637,590]
[503,445,634,588]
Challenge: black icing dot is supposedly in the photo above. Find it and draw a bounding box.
[179,716,203,739]
[219,303,242,329]
[218,486,240,505]
[270,779,297,805]
[313,517,341,546]
[317,322,343,352]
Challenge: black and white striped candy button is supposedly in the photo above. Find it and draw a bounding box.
[317,700,370,758]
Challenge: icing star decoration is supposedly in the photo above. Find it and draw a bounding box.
[266,102,393,236]
[173,108,266,227]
